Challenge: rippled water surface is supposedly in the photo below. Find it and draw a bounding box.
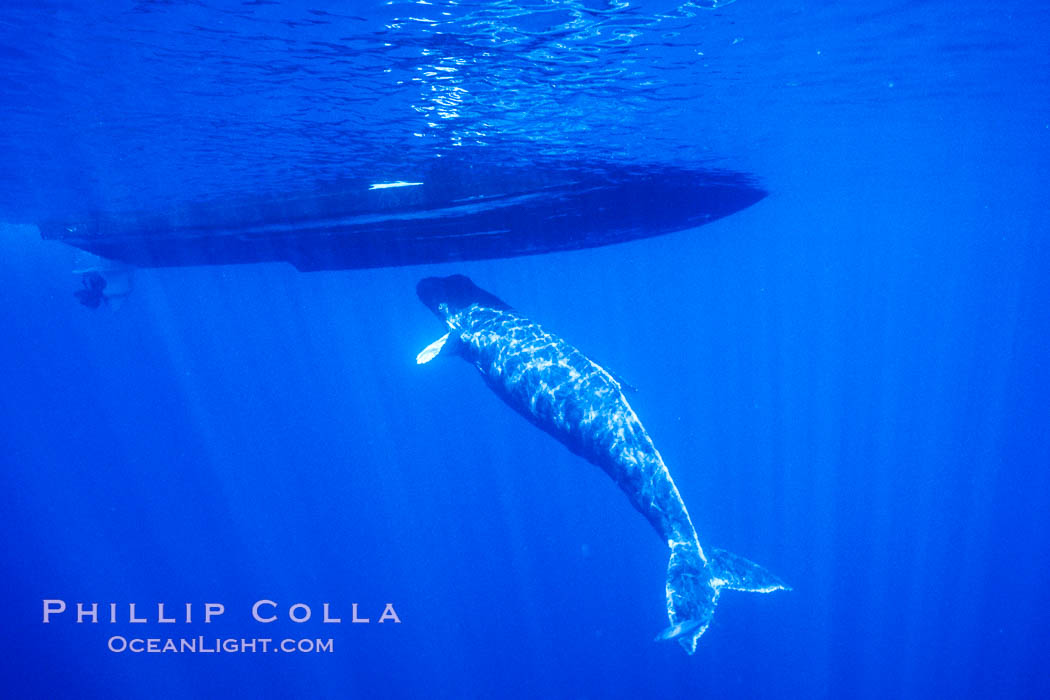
[1,0,1044,217]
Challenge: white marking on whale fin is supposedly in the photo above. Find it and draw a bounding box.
[416,333,450,365]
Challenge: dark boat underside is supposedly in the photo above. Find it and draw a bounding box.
[39,161,766,271]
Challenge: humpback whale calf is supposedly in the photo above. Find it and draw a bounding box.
[416,274,789,653]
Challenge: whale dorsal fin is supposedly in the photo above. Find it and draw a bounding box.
[608,369,638,393]
[592,359,638,393]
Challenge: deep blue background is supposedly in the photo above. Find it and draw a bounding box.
[2,1,1049,698]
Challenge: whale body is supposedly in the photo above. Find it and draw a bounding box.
[416,274,789,653]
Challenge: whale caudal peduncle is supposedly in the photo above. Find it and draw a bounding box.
[415,274,789,653]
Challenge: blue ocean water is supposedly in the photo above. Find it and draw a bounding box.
[1,1,1049,698]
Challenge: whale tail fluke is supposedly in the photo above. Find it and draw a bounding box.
[657,542,790,654]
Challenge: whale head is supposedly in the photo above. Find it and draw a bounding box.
[416,275,510,319]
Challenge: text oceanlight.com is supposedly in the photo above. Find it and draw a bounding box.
[107,636,334,654]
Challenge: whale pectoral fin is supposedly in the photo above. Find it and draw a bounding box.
[708,548,791,593]
[416,332,451,365]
